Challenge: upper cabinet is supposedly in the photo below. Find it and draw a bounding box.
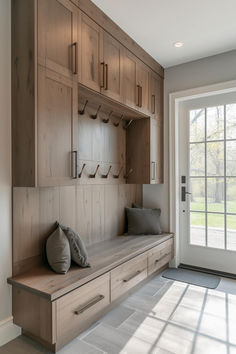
[101,31,123,103]
[38,0,78,79]
[78,12,103,92]
[136,60,150,114]
[149,71,163,121]
[122,50,138,110]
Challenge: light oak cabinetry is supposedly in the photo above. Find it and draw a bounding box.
[12,0,164,187]
[38,66,78,186]
[38,0,78,79]
[78,12,102,92]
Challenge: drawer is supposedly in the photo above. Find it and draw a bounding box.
[148,239,173,275]
[111,253,147,302]
[56,273,110,349]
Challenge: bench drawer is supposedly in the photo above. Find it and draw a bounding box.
[148,239,173,275]
[111,253,147,302]
[56,273,110,349]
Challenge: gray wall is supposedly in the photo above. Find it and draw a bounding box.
[143,50,236,231]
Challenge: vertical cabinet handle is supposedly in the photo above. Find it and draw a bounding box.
[136,85,140,106]
[100,62,105,88]
[72,42,78,75]
[71,151,78,179]
[152,161,156,181]
[105,63,108,90]
[139,86,143,108]
[152,94,156,114]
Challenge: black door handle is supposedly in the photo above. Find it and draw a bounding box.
[181,186,191,202]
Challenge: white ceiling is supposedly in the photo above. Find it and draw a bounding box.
[91,0,236,68]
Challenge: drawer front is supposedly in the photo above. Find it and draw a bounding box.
[148,239,173,275]
[56,273,110,348]
[111,253,147,302]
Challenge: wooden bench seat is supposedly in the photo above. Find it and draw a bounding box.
[8,233,173,301]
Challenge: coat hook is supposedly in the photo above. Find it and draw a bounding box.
[78,100,88,115]
[101,165,112,178]
[113,166,123,179]
[124,168,133,179]
[89,165,100,178]
[124,119,133,130]
[78,163,86,178]
[90,105,101,120]
[113,114,124,127]
[102,111,113,124]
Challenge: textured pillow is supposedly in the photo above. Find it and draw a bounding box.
[46,226,71,274]
[126,207,162,235]
[57,222,90,268]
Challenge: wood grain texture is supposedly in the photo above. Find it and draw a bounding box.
[9,234,173,300]
[56,273,110,349]
[147,238,174,275]
[12,184,142,275]
[12,0,37,187]
[71,0,164,77]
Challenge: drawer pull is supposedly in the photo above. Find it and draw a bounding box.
[123,270,142,283]
[74,294,105,315]
[155,252,171,264]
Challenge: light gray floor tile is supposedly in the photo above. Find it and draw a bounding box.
[58,339,104,354]
[101,306,134,328]
[0,335,50,354]
[193,334,228,354]
[170,304,201,330]
[83,323,156,354]
[217,277,236,295]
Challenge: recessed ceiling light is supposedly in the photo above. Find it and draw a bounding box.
[174,41,184,48]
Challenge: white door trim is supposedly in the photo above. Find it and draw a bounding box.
[169,79,236,269]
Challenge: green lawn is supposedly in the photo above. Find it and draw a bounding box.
[191,211,236,230]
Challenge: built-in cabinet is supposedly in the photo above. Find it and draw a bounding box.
[12,0,164,187]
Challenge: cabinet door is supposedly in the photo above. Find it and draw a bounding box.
[101,31,123,103]
[38,0,78,79]
[38,66,78,187]
[136,61,150,114]
[150,118,163,184]
[122,49,138,109]
[150,71,163,121]
[79,12,103,92]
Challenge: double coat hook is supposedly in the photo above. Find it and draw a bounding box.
[113,114,124,127]
[124,168,133,179]
[102,111,113,124]
[78,163,86,178]
[113,166,123,179]
[78,100,88,115]
[124,119,133,130]
[90,105,101,120]
[101,165,112,178]
[89,165,100,178]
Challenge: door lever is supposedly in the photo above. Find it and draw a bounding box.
[181,186,191,202]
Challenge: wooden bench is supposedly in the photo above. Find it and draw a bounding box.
[8,233,174,352]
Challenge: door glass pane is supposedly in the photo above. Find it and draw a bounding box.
[189,109,205,142]
[226,104,236,140]
[226,141,236,176]
[207,178,224,212]
[207,141,224,176]
[227,215,236,251]
[190,212,206,246]
[208,213,225,249]
[190,143,205,176]
[190,178,205,211]
[227,178,236,213]
[207,106,224,141]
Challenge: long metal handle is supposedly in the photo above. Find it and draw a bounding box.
[181,186,192,202]
[152,94,156,114]
[151,161,156,181]
[74,295,105,315]
[105,63,108,90]
[72,42,78,75]
[139,86,143,107]
[155,252,171,264]
[123,270,142,283]
[136,85,140,106]
[101,62,105,88]
[71,150,78,179]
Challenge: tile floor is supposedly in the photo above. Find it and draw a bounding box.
[1,272,236,354]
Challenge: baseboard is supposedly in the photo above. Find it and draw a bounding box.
[179,263,236,279]
[0,316,21,347]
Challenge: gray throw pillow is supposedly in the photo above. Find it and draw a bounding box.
[57,222,90,268]
[126,207,162,235]
[46,226,71,274]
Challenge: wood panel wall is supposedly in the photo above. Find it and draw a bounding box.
[13,185,142,276]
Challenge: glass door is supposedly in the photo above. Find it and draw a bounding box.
[179,98,236,273]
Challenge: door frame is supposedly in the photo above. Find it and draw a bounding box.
[169,79,236,270]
